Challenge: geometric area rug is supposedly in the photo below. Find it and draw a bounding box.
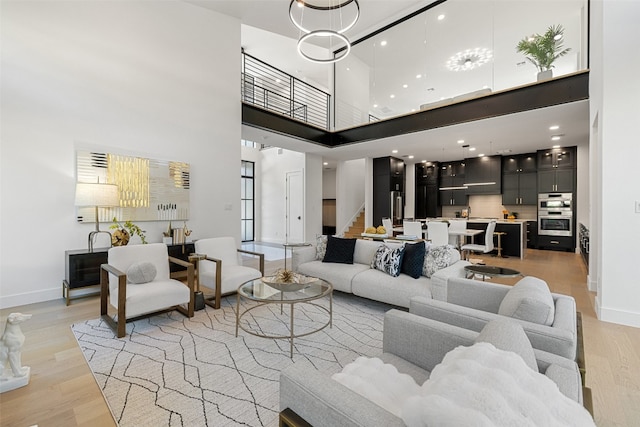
[71,292,390,427]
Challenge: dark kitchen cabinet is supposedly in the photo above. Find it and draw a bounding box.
[537,146,576,170]
[464,155,502,195]
[415,163,441,219]
[537,235,575,252]
[526,220,538,249]
[502,153,537,205]
[439,161,467,206]
[538,169,574,193]
[373,156,405,226]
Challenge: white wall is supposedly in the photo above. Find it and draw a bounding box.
[259,148,305,244]
[322,169,337,199]
[1,1,241,308]
[336,159,365,234]
[304,154,323,241]
[590,0,640,327]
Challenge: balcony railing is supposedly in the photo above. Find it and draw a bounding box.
[242,52,330,130]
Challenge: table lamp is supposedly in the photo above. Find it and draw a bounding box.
[75,182,119,252]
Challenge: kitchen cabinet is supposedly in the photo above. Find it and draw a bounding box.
[538,169,574,193]
[502,153,537,205]
[373,156,405,226]
[464,155,502,195]
[439,161,467,206]
[526,220,538,249]
[537,146,576,170]
[415,163,441,218]
[537,235,575,252]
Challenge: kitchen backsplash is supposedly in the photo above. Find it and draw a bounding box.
[441,195,537,220]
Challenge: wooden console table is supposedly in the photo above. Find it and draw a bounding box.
[63,243,195,305]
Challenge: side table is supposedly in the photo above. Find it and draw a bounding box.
[188,253,207,311]
[282,242,311,271]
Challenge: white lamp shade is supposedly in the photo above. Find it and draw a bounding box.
[75,182,119,207]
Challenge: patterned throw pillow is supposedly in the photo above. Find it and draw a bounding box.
[371,244,406,277]
[422,245,459,278]
[401,241,426,279]
[316,235,328,260]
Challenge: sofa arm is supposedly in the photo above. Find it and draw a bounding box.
[280,364,404,427]
[409,296,577,360]
[429,260,471,301]
[446,277,509,311]
[292,245,317,271]
[383,309,476,373]
[534,349,583,404]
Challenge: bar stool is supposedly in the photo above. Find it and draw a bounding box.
[493,231,507,258]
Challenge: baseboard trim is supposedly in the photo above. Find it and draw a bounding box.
[598,305,640,328]
[0,287,61,310]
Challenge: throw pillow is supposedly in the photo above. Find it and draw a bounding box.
[498,276,555,326]
[476,318,538,371]
[371,244,405,277]
[322,235,357,264]
[401,242,426,279]
[422,245,459,278]
[315,234,328,260]
[126,261,157,284]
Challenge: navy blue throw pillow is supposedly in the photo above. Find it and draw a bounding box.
[401,241,426,279]
[322,235,357,264]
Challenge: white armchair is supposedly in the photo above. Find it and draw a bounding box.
[100,243,195,338]
[195,237,264,309]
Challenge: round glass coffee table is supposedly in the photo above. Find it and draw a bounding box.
[235,277,333,358]
[464,265,522,281]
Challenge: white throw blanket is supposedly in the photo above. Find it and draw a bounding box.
[332,343,595,427]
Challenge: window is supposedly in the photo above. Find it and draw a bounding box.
[241,160,255,242]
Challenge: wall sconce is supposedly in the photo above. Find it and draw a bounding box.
[75,182,119,252]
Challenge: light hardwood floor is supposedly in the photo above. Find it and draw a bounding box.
[1,249,639,426]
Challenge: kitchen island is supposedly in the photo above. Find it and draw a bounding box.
[464,219,528,259]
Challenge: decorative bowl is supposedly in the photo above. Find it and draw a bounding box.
[261,274,319,292]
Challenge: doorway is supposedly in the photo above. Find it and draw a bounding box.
[286,170,304,243]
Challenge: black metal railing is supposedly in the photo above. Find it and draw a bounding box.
[242,52,330,130]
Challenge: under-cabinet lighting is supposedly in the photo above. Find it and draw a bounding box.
[464,181,496,186]
[439,186,469,190]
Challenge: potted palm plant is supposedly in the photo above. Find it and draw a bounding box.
[516,24,571,81]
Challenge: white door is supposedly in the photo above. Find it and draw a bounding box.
[286,170,304,243]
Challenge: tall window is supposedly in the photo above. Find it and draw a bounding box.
[241,160,255,242]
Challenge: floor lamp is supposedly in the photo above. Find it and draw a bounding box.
[75,182,119,252]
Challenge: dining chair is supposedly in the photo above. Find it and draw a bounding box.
[461,220,497,259]
[426,221,449,246]
[402,220,423,239]
[447,219,468,247]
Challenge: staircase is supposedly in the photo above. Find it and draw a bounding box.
[343,210,365,238]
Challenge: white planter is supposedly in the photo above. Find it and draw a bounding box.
[537,69,553,82]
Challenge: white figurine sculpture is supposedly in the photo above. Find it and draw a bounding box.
[0,312,32,393]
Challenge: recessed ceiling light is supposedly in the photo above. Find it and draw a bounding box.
[437,14,445,20]
[551,136,561,141]
[478,153,485,157]
[346,67,350,71]
[549,125,559,130]
[408,155,414,159]
[373,103,378,108]
[457,139,465,144]
[392,149,398,154]
[390,94,395,98]
[323,162,328,165]
[411,108,416,112]
[416,74,422,79]
[469,147,476,151]
[422,160,427,163]
[403,84,408,88]
[552,145,561,149]
[380,40,387,46]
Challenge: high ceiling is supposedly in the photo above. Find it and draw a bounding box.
[186,0,590,168]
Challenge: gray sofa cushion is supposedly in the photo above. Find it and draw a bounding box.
[126,261,157,284]
[498,276,555,326]
[476,318,537,371]
[297,260,369,293]
[352,269,432,308]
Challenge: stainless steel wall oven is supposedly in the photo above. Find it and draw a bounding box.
[538,193,573,237]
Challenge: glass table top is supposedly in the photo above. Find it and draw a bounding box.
[464,265,521,277]
[238,277,332,302]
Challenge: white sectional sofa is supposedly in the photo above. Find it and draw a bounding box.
[292,238,470,307]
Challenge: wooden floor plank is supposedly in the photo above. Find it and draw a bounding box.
[1,249,639,426]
